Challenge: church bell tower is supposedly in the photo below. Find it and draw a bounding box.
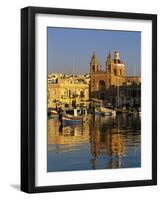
[90,52,98,74]
[106,51,114,74]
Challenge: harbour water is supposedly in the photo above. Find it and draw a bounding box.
[48,114,141,172]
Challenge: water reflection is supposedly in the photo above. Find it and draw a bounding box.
[48,114,141,172]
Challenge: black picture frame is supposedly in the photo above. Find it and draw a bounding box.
[21,6,157,193]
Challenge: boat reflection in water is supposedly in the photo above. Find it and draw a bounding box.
[48,114,141,172]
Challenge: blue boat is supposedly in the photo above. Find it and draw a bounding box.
[94,108,101,116]
[60,109,83,125]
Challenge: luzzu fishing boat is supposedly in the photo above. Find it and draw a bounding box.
[62,114,83,124]
[60,109,83,125]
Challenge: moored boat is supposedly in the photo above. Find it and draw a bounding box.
[62,114,83,124]
[100,107,116,116]
[50,110,58,117]
[60,108,83,125]
[94,108,101,116]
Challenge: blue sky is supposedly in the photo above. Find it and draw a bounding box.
[47,27,141,76]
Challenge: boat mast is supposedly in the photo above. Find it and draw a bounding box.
[117,78,119,107]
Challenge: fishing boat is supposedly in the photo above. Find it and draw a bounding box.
[94,108,101,116]
[100,107,116,116]
[98,100,116,116]
[62,114,83,124]
[60,108,83,125]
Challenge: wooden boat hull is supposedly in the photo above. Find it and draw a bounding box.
[61,114,83,125]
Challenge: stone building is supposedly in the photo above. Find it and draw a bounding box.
[48,51,141,109]
[90,51,141,106]
[90,51,126,92]
[48,74,90,108]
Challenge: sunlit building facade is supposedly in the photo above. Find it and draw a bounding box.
[48,51,141,108]
[90,51,141,106]
[48,74,90,108]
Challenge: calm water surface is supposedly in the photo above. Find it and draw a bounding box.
[48,114,141,172]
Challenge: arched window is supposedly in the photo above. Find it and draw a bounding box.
[108,64,111,71]
[69,90,71,98]
[100,92,105,100]
[80,91,84,98]
[93,65,95,71]
[99,80,106,91]
[64,89,68,97]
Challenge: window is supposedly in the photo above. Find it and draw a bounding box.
[64,89,68,98]
[80,91,84,98]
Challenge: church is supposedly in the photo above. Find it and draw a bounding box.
[90,51,141,103]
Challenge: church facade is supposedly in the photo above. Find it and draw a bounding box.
[90,51,141,103]
[90,51,125,91]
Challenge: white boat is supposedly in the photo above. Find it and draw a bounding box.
[50,110,58,117]
[60,108,83,125]
[100,107,116,116]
